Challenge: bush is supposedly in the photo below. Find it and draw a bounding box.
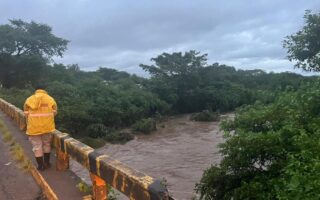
[85,123,108,138]
[190,110,220,122]
[0,87,32,109]
[104,131,134,144]
[131,118,156,134]
[196,80,320,199]
[80,137,106,149]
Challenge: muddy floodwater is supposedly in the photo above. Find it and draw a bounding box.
[71,113,232,200]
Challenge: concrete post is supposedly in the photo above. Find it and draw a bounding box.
[90,173,108,200]
[56,147,69,171]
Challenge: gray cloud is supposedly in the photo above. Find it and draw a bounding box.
[0,0,319,76]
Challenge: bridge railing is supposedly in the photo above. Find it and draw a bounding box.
[0,98,175,200]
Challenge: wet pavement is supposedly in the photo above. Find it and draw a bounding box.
[0,111,84,200]
[0,128,42,200]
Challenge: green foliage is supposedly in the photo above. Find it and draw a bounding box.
[0,21,316,146]
[80,137,106,149]
[76,181,119,200]
[190,110,220,122]
[0,54,48,88]
[0,87,32,108]
[140,50,207,78]
[85,123,108,138]
[104,131,134,144]
[97,67,130,81]
[0,120,32,170]
[0,53,315,145]
[196,79,320,199]
[0,19,68,88]
[140,51,314,113]
[140,50,207,112]
[107,184,120,200]
[0,19,68,58]
[283,10,320,71]
[76,181,92,193]
[0,63,169,143]
[132,118,157,134]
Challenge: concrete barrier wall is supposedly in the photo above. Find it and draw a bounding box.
[0,98,174,200]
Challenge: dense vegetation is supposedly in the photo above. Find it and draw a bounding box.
[283,10,320,72]
[0,58,314,144]
[0,64,169,142]
[0,19,317,148]
[140,51,312,113]
[196,10,320,199]
[196,81,320,199]
[1,10,320,199]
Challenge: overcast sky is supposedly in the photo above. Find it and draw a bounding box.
[1,0,319,76]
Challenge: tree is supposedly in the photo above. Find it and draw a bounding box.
[196,81,320,199]
[140,50,207,112]
[0,19,68,58]
[0,19,69,88]
[196,10,320,199]
[97,67,130,81]
[0,54,47,88]
[283,10,320,71]
[140,50,207,78]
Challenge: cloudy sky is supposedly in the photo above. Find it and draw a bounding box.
[0,0,319,76]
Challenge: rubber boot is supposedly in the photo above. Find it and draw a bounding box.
[44,153,51,169]
[36,157,45,171]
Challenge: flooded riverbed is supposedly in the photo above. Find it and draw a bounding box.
[71,114,232,200]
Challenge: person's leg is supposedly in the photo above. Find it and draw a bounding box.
[42,133,53,169]
[28,135,44,170]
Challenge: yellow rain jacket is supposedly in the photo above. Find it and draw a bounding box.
[24,89,57,135]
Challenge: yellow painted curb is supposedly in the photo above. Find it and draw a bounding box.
[82,195,93,200]
[29,165,59,200]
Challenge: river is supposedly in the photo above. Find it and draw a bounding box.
[70,113,232,200]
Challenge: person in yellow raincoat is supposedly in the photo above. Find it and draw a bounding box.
[24,84,57,170]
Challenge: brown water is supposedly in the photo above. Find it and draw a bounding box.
[71,114,232,200]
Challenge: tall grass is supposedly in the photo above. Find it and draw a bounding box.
[0,120,31,170]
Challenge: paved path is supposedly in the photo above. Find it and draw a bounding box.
[0,129,42,200]
[0,111,84,200]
